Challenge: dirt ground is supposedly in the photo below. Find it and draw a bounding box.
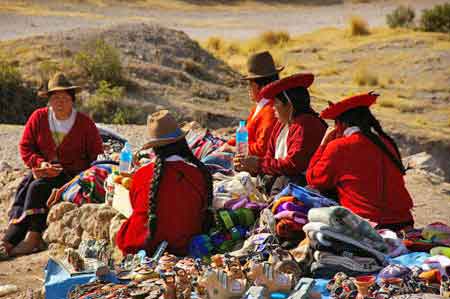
[0,0,448,41]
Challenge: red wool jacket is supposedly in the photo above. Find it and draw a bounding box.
[116,161,208,255]
[19,107,103,177]
[306,132,413,225]
[260,114,327,176]
[228,99,277,157]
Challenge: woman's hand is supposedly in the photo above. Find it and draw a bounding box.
[234,155,260,174]
[321,128,341,146]
[219,143,236,153]
[32,162,62,179]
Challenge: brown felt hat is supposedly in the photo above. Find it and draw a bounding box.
[141,110,187,150]
[242,51,284,80]
[39,72,81,98]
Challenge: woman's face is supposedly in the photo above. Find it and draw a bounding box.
[247,80,260,102]
[49,90,73,117]
[274,98,293,124]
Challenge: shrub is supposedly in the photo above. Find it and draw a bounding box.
[386,5,415,28]
[205,36,225,52]
[420,3,450,33]
[37,60,60,83]
[349,16,371,36]
[75,39,123,86]
[81,80,140,124]
[259,31,290,46]
[353,65,378,86]
[0,56,38,123]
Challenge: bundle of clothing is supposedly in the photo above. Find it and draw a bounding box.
[271,184,337,241]
[295,206,391,279]
[403,222,450,252]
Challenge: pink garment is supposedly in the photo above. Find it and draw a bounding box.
[274,210,307,225]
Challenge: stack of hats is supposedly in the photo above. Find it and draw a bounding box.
[302,206,389,278]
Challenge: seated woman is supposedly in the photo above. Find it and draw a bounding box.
[306,92,414,231]
[0,73,103,258]
[116,110,212,255]
[234,74,327,196]
[221,51,279,157]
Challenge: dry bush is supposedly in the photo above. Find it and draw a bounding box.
[205,36,225,52]
[259,30,291,46]
[349,16,371,36]
[353,65,378,86]
[378,98,396,108]
[386,5,416,29]
[420,3,450,33]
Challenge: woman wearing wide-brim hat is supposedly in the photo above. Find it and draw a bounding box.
[116,110,212,255]
[234,73,328,196]
[0,72,103,259]
[306,92,414,231]
[220,51,282,158]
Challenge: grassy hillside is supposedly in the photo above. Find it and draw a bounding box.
[202,27,450,143]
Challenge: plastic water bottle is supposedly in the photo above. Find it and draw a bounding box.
[119,142,132,173]
[236,120,249,156]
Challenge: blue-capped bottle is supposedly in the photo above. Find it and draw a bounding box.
[236,120,249,156]
[119,142,133,173]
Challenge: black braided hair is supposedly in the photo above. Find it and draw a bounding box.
[336,106,406,174]
[146,138,213,242]
[276,86,328,127]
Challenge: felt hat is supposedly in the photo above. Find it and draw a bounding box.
[259,73,315,100]
[39,72,82,98]
[320,91,378,120]
[242,51,284,80]
[141,110,187,150]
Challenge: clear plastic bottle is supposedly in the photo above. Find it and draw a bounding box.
[119,142,132,173]
[236,120,249,156]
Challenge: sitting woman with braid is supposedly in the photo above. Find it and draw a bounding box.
[306,92,414,231]
[116,110,212,255]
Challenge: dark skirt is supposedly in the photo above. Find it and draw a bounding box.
[8,172,70,226]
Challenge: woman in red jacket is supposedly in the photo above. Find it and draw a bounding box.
[116,110,212,255]
[306,92,414,231]
[0,73,103,259]
[221,51,279,157]
[235,74,327,195]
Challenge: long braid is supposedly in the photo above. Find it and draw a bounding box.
[338,107,406,174]
[146,153,166,242]
[368,113,403,162]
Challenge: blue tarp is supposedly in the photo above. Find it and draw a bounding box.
[44,258,120,299]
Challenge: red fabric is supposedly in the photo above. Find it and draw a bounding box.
[260,114,327,176]
[116,161,208,255]
[19,107,103,177]
[320,92,378,120]
[259,73,314,100]
[228,99,277,157]
[306,132,413,225]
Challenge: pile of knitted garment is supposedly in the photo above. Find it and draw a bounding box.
[302,206,389,278]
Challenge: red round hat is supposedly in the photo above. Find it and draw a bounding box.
[259,73,314,100]
[320,92,378,120]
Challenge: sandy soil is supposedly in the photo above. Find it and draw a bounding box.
[0,0,448,41]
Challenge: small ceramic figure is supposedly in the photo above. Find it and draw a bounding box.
[354,276,376,299]
[175,268,192,299]
[163,272,177,299]
[157,253,178,273]
[65,248,85,272]
[441,275,450,298]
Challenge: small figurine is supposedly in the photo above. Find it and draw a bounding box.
[162,271,177,299]
[157,253,178,273]
[65,248,85,272]
[175,268,192,299]
[441,275,450,298]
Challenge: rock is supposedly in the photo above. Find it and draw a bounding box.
[109,213,127,247]
[47,202,77,223]
[0,161,12,172]
[404,152,445,178]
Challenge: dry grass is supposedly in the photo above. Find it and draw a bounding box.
[353,64,378,86]
[349,16,371,36]
[259,31,291,46]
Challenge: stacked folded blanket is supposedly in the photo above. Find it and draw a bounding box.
[302,206,389,278]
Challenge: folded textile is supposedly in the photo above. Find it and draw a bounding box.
[308,206,387,253]
[378,229,409,258]
[276,219,305,239]
[311,251,382,279]
[275,202,309,215]
[422,222,450,246]
[389,252,431,268]
[430,247,450,259]
[223,197,268,211]
[275,183,337,209]
[304,222,388,265]
[274,211,307,225]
